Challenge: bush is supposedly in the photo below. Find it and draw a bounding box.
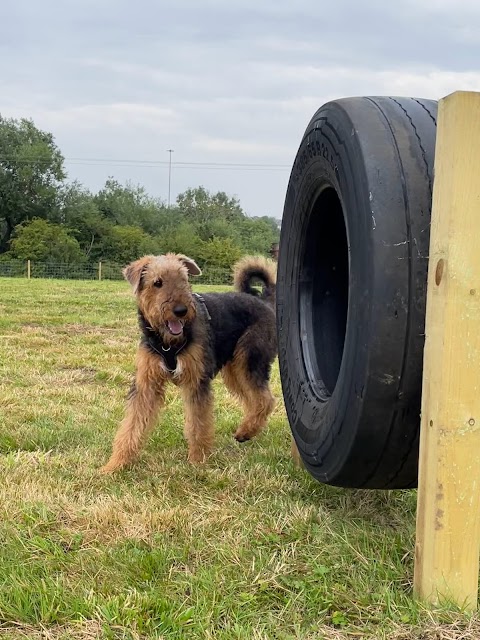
[7,218,86,264]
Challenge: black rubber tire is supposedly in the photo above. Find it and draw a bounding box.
[277,96,437,489]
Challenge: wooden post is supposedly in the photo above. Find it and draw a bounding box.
[27,259,31,280]
[98,261,102,281]
[414,91,480,610]
[291,437,304,469]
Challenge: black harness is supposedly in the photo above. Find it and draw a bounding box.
[146,335,188,373]
[193,293,211,321]
[145,293,210,373]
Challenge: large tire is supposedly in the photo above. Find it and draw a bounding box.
[277,96,437,489]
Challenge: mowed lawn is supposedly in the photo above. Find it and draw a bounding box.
[0,277,477,640]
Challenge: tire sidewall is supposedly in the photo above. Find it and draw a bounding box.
[277,104,373,483]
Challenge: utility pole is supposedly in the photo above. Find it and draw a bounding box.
[167,149,174,207]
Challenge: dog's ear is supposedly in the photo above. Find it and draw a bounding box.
[123,256,153,294]
[177,254,202,276]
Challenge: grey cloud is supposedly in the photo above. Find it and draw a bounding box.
[1,0,479,217]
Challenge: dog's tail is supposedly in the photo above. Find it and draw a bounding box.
[233,255,277,306]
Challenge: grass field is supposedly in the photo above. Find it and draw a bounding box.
[0,277,478,639]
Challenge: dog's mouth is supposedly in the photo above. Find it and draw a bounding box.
[166,319,184,336]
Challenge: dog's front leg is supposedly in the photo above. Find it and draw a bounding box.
[181,379,214,463]
[101,347,166,473]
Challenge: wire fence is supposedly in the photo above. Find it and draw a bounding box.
[0,260,232,285]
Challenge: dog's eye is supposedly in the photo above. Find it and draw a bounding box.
[153,279,163,288]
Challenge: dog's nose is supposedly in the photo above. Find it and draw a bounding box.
[173,304,188,318]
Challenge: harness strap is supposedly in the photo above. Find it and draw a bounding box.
[194,293,211,320]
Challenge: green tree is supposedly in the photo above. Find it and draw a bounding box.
[101,225,159,264]
[199,237,243,268]
[7,218,85,263]
[176,186,245,240]
[0,116,65,252]
[95,178,169,235]
[156,221,205,262]
[59,182,113,260]
[175,186,280,255]
[239,216,280,255]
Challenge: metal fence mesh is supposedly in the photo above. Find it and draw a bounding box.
[0,260,28,277]
[0,260,232,285]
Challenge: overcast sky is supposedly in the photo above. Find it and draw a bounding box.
[1,0,479,218]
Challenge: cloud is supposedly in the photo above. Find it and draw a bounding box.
[192,135,291,157]
[0,0,479,217]
[2,103,180,133]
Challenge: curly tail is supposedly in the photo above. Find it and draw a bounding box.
[233,255,277,307]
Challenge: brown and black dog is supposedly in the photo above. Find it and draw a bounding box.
[101,253,277,472]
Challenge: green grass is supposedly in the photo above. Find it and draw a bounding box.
[0,277,478,639]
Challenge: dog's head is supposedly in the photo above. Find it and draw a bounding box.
[123,253,202,345]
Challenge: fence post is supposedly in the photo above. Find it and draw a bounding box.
[414,91,480,610]
[27,260,31,280]
[98,261,102,281]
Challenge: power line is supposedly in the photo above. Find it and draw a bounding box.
[65,162,290,172]
[65,158,291,168]
[0,155,291,170]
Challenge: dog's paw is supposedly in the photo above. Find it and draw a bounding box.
[234,431,251,443]
[100,461,122,474]
[187,451,207,464]
[99,465,114,475]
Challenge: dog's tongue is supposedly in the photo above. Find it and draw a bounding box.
[167,320,183,335]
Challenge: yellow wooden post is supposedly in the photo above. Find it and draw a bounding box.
[27,259,31,280]
[414,91,480,610]
[291,437,304,469]
[98,261,102,281]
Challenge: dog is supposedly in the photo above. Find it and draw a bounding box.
[101,253,277,472]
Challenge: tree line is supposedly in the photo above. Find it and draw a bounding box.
[0,115,280,269]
